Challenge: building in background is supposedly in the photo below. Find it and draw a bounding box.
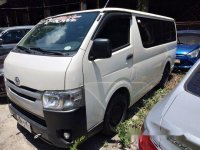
[0,0,81,27]
[0,0,200,27]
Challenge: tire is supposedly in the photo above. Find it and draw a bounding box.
[103,94,128,136]
[158,64,170,88]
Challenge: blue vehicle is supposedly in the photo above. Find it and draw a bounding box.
[175,30,200,69]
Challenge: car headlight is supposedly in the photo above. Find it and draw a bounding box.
[43,87,84,111]
[187,49,200,58]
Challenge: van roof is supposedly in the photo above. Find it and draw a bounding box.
[48,7,174,21]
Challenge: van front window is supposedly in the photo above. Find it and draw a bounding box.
[17,12,99,56]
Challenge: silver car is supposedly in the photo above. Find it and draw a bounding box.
[139,59,200,150]
[0,26,33,53]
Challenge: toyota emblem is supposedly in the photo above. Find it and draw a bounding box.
[15,77,20,86]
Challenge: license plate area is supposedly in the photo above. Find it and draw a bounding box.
[16,115,31,133]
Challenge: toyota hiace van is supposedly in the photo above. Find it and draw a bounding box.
[4,8,177,148]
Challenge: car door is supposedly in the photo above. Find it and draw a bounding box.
[83,12,135,130]
[0,29,24,52]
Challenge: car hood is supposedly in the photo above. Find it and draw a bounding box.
[160,92,200,149]
[176,44,199,55]
[4,52,72,91]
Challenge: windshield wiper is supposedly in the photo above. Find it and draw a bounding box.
[30,47,67,56]
[16,46,33,53]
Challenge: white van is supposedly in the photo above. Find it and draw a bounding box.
[4,8,177,148]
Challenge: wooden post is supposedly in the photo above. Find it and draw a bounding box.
[27,7,30,25]
[97,0,100,8]
[15,11,18,25]
[43,0,50,18]
[26,1,30,25]
[80,0,87,10]
[6,15,9,27]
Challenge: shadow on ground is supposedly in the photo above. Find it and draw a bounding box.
[0,97,8,105]
[18,124,65,150]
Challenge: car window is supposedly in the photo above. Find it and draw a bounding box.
[178,33,200,45]
[2,30,24,44]
[95,13,131,51]
[24,29,31,34]
[185,63,200,97]
[136,17,176,48]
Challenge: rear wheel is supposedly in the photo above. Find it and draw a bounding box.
[103,94,128,136]
[158,64,170,88]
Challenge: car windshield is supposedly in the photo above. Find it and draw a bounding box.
[178,33,200,45]
[17,12,99,55]
[185,62,200,97]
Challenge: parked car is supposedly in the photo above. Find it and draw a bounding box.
[175,30,200,70]
[0,26,33,52]
[139,59,200,150]
[4,8,176,148]
[0,26,33,97]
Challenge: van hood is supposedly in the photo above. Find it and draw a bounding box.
[4,52,72,91]
[160,92,200,149]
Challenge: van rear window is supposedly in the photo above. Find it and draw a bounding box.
[136,17,176,48]
[186,63,200,97]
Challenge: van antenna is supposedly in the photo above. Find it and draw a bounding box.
[104,0,110,8]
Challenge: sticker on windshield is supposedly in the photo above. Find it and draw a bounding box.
[39,15,82,25]
[64,46,72,51]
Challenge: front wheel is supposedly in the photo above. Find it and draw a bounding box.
[103,94,128,136]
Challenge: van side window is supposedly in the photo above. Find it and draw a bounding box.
[95,14,131,51]
[136,17,176,48]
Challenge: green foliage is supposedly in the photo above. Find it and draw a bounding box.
[116,122,133,148]
[70,136,85,150]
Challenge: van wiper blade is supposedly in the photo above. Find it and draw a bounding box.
[16,46,32,53]
[30,47,66,56]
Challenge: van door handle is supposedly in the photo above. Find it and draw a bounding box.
[126,54,133,60]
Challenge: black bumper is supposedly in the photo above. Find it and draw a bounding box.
[9,100,87,148]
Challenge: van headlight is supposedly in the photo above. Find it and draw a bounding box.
[42,87,84,111]
[187,49,200,58]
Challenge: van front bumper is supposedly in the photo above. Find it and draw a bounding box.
[8,99,87,148]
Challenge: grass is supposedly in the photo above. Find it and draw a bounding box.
[116,72,185,148]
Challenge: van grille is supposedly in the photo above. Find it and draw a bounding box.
[7,79,38,92]
[9,88,36,102]
[6,79,42,102]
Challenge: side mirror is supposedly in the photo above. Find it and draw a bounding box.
[0,39,3,45]
[89,38,112,61]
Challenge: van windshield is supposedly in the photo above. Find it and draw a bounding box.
[17,12,99,56]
